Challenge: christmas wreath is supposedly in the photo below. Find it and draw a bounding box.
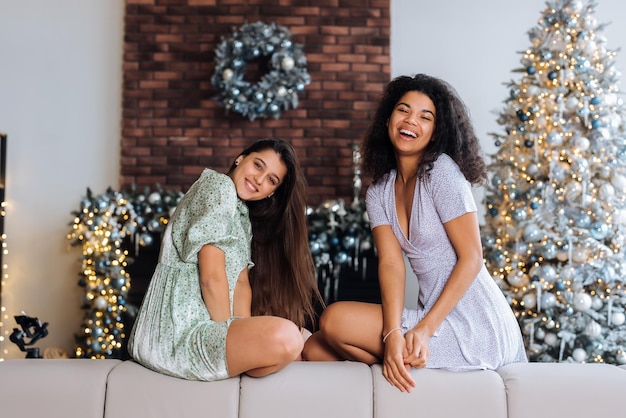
[211,21,310,121]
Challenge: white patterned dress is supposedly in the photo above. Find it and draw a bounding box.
[128,169,253,381]
[366,154,527,370]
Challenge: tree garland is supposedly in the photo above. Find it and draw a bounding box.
[211,21,310,121]
[68,186,183,359]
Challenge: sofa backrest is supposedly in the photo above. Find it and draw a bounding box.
[239,361,372,418]
[497,362,626,418]
[0,358,120,418]
[372,364,507,418]
[104,360,240,418]
[2,358,626,418]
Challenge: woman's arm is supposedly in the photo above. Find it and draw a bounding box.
[372,224,416,392]
[198,244,231,322]
[404,211,483,365]
[233,268,252,318]
[374,225,406,340]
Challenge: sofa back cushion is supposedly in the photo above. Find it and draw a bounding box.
[0,359,120,418]
[498,362,626,418]
[104,360,240,418]
[239,361,373,418]
[372,364,507,418]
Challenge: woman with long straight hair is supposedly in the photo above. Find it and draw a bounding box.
[129,138,321,381]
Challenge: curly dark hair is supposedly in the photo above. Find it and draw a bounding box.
[361,74,487,185]
[228,138,323,329]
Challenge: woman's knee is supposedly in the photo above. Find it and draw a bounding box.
[318,301,349,338]
[268,318,304,362]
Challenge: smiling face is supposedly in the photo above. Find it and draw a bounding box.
[230,149,288,201]
[387,90,436,158]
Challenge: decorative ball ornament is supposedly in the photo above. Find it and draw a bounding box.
[572,347,587,362]
[94,296,108,311]
[611,312,626,326]
[544,332,558,347]
[507,269,528,287]
[535,327,545,339]
[211,21,311,121]
[573,292,593,311]
[584,320,602,338]
[541,292,557,309]
[522,293,537,309]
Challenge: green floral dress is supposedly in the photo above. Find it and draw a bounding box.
[128,169,253,381]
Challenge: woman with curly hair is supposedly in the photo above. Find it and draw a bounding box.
[303,74,527,391]
[129,138,321,381]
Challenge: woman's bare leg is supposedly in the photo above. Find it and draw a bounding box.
[304,301,384,364]
[226,316,303,377]
[302,331,342,361]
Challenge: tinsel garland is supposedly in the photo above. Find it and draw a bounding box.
[211,21,310,121]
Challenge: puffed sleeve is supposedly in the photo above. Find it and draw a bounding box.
[170,169,239,263]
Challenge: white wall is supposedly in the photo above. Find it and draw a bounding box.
[0,0,124,359]
[0,0,624,358]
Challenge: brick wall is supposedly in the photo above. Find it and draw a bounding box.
[122,0,390,206]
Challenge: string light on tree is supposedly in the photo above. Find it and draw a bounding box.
[482,0,626,364]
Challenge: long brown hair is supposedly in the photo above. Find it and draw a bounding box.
[228,138,322,329]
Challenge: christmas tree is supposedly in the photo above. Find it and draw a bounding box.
[482,0,626,364]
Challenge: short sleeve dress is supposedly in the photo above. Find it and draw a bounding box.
[128,168,253,381]
[366,154,527,370]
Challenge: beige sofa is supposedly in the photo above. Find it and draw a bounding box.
[1,359,625,418]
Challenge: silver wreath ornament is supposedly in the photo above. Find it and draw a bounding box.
[211,21,311,121]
